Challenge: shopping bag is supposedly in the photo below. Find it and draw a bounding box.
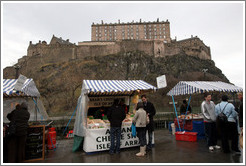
[239,130,243,149]
[131,123,136,138]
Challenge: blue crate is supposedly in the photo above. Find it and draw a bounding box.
[192,121,205,136]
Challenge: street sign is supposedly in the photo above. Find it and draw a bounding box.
[156,75,167,89]
[14,74,27,91]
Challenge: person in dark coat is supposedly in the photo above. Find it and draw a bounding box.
[107,99,126,154]
[7,102,30,163]
[237,93,243,129]
[141,94,156,150]
[180,99,192,115]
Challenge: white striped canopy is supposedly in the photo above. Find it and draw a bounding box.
[167,81,243,96]
[3,79,40,97]
[83,80,157,96]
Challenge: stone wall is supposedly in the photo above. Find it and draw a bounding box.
[23,37,211,67]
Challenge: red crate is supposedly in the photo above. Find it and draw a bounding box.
[175,131,197,142]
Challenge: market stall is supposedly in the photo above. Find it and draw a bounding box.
[73,80,157,153]
[167,81,243,133]
[3,77,49,162]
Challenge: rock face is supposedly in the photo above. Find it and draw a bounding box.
[3,51,229,115]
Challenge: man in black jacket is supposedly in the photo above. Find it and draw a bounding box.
[141,95,156,151]
[107,99,126,154]
[7,102,30,162]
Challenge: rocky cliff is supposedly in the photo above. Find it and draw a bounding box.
[3,51,229,115]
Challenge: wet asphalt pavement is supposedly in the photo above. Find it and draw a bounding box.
[32,129,243,164]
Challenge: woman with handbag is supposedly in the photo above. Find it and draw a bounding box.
[132,102,148,157]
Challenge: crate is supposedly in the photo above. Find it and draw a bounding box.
[175,131,197,142]
[192,121,205,136]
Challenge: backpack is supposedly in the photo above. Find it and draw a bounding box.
[217,103,230,123]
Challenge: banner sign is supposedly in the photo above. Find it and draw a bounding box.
[88,96,129,108]
[156,75,167,89]
[83,126,154,153]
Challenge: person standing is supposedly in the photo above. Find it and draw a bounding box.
[107,99,126,154]
[94,107,105,119]
[237,93,243,129]
[7,102,30,162]
[141,94,156,151]
[132,102,148,157]
[180,99,192,115]
[201,93,220,152]
[215,95,240,154]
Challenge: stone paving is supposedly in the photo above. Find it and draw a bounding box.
[32,129,243,164]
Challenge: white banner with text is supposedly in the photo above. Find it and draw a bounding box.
[83,126,154,153]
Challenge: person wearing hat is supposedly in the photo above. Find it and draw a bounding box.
[215,95,240,154]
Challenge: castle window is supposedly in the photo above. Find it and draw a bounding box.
[155,36,157,39]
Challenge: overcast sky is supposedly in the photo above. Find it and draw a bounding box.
[1,1,245,88]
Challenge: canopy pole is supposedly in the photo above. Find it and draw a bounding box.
[183,95,192,129]
[172,95,181,131]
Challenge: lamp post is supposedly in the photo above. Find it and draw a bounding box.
[14,65,21,79]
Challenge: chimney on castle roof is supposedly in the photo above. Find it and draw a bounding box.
[191,35,193,38]
[157,18,159,22]
[140,18,142,23]
[29,41,32,45]
[101,20,104,24]
[39,40,41,43]
[118,19,120,23]
[66,39,69,42]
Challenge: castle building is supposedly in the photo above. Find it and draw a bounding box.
[18,20,211,68]
[91,18,171,43]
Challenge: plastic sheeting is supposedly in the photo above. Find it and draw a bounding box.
[73,83,89,137]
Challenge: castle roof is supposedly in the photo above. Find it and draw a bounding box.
[50,35,73,45]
